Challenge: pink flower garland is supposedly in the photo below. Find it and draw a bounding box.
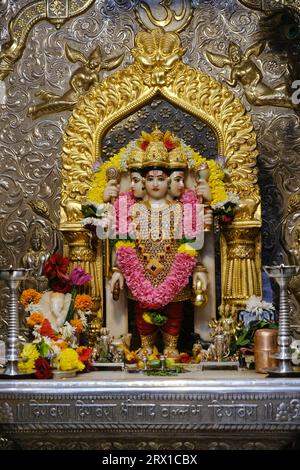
[116,246,197,309]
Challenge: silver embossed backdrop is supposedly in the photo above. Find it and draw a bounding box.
[0,0,300,342]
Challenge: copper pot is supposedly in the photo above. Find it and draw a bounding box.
[254,329,278,373]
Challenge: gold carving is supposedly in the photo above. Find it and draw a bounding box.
[135,1,193,32]
[28,44,124,119]
[132,28,186,87]
[0,0,95,81]
[206,41,296,109]
[162,331,179,355]
[222,227,261,307]
[60,28,261,309]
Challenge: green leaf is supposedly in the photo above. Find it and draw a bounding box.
[39,339,49,358]
[81,204,97,218]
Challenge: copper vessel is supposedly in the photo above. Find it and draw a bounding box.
[254,329,278,373]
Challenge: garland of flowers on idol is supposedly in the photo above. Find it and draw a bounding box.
[82,137,239,310]
[114,241,198,310]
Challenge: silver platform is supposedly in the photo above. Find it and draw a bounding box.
[0,369,300,450]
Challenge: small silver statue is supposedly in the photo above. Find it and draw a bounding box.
[22,225,50,290]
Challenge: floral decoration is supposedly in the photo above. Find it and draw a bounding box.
[142,311,167,326]
[245,295,275,315]
[18,254,94,378]
[85,136,236,208]
[211,192,240,224]
[42,253,92,322]
[115,243,197,309]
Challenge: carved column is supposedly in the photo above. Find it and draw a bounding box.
[62,230,103,320]
[221,226,262,308]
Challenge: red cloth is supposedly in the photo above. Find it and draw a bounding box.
[135,302,183,336]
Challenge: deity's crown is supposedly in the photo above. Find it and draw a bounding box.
[127,147,144,169]
[143,141,169,168]
[128,128,187,169]
[168,146,187,169]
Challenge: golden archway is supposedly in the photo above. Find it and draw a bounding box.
[60,28,261,319]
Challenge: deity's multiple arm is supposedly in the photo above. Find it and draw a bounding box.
[103,179,120,203]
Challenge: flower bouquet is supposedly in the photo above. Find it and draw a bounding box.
[211,192,240,224]
[18,253,94,378]
[239,295,276,327]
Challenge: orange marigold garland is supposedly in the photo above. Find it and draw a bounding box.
[74,294,93,311]
[26,312,44,328]
[20,289,42,307]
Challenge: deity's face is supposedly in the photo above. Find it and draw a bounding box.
[168,171,185,198]
[144,169,169,200]
[130,171,145,199]
[230,46,242,64]
[89,58,100,71]
[31,236,42,252]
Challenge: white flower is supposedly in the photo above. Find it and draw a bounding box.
[181,142,195,169]
[291,340,300,365]
[245,295,275,314]
[32,324,42,342]
[81,217,111,227]
[121,140,138,171]
[94,202,110,217]
[211,192,240,210]
[58,321,76,340]
[52,344,62,359]
[77,311,88,328]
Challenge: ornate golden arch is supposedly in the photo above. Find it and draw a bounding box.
[60,28,261,319]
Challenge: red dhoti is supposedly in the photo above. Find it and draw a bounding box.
[135,302,184,336]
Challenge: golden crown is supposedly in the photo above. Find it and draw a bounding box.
[142,141,169,168]
[127,128,187,170]
[127,147,144,169]
[168,147,187,169]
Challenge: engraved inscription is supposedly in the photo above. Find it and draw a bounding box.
[75,400,116,421]
[208,401,257,423]
[120,399,156,421]
[159,404,202,420]
[29,400,70,420]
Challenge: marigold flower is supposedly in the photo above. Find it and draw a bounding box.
[74,294,93,311]
[18,343,40,372]
[56,341,68,350]
[18,359,35,373]
[70,319,84,333]
[87,150,125,204]
[20,289,42,307]
[59,348,85,371]
[115,240,135,249]
[26,312,44,328]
